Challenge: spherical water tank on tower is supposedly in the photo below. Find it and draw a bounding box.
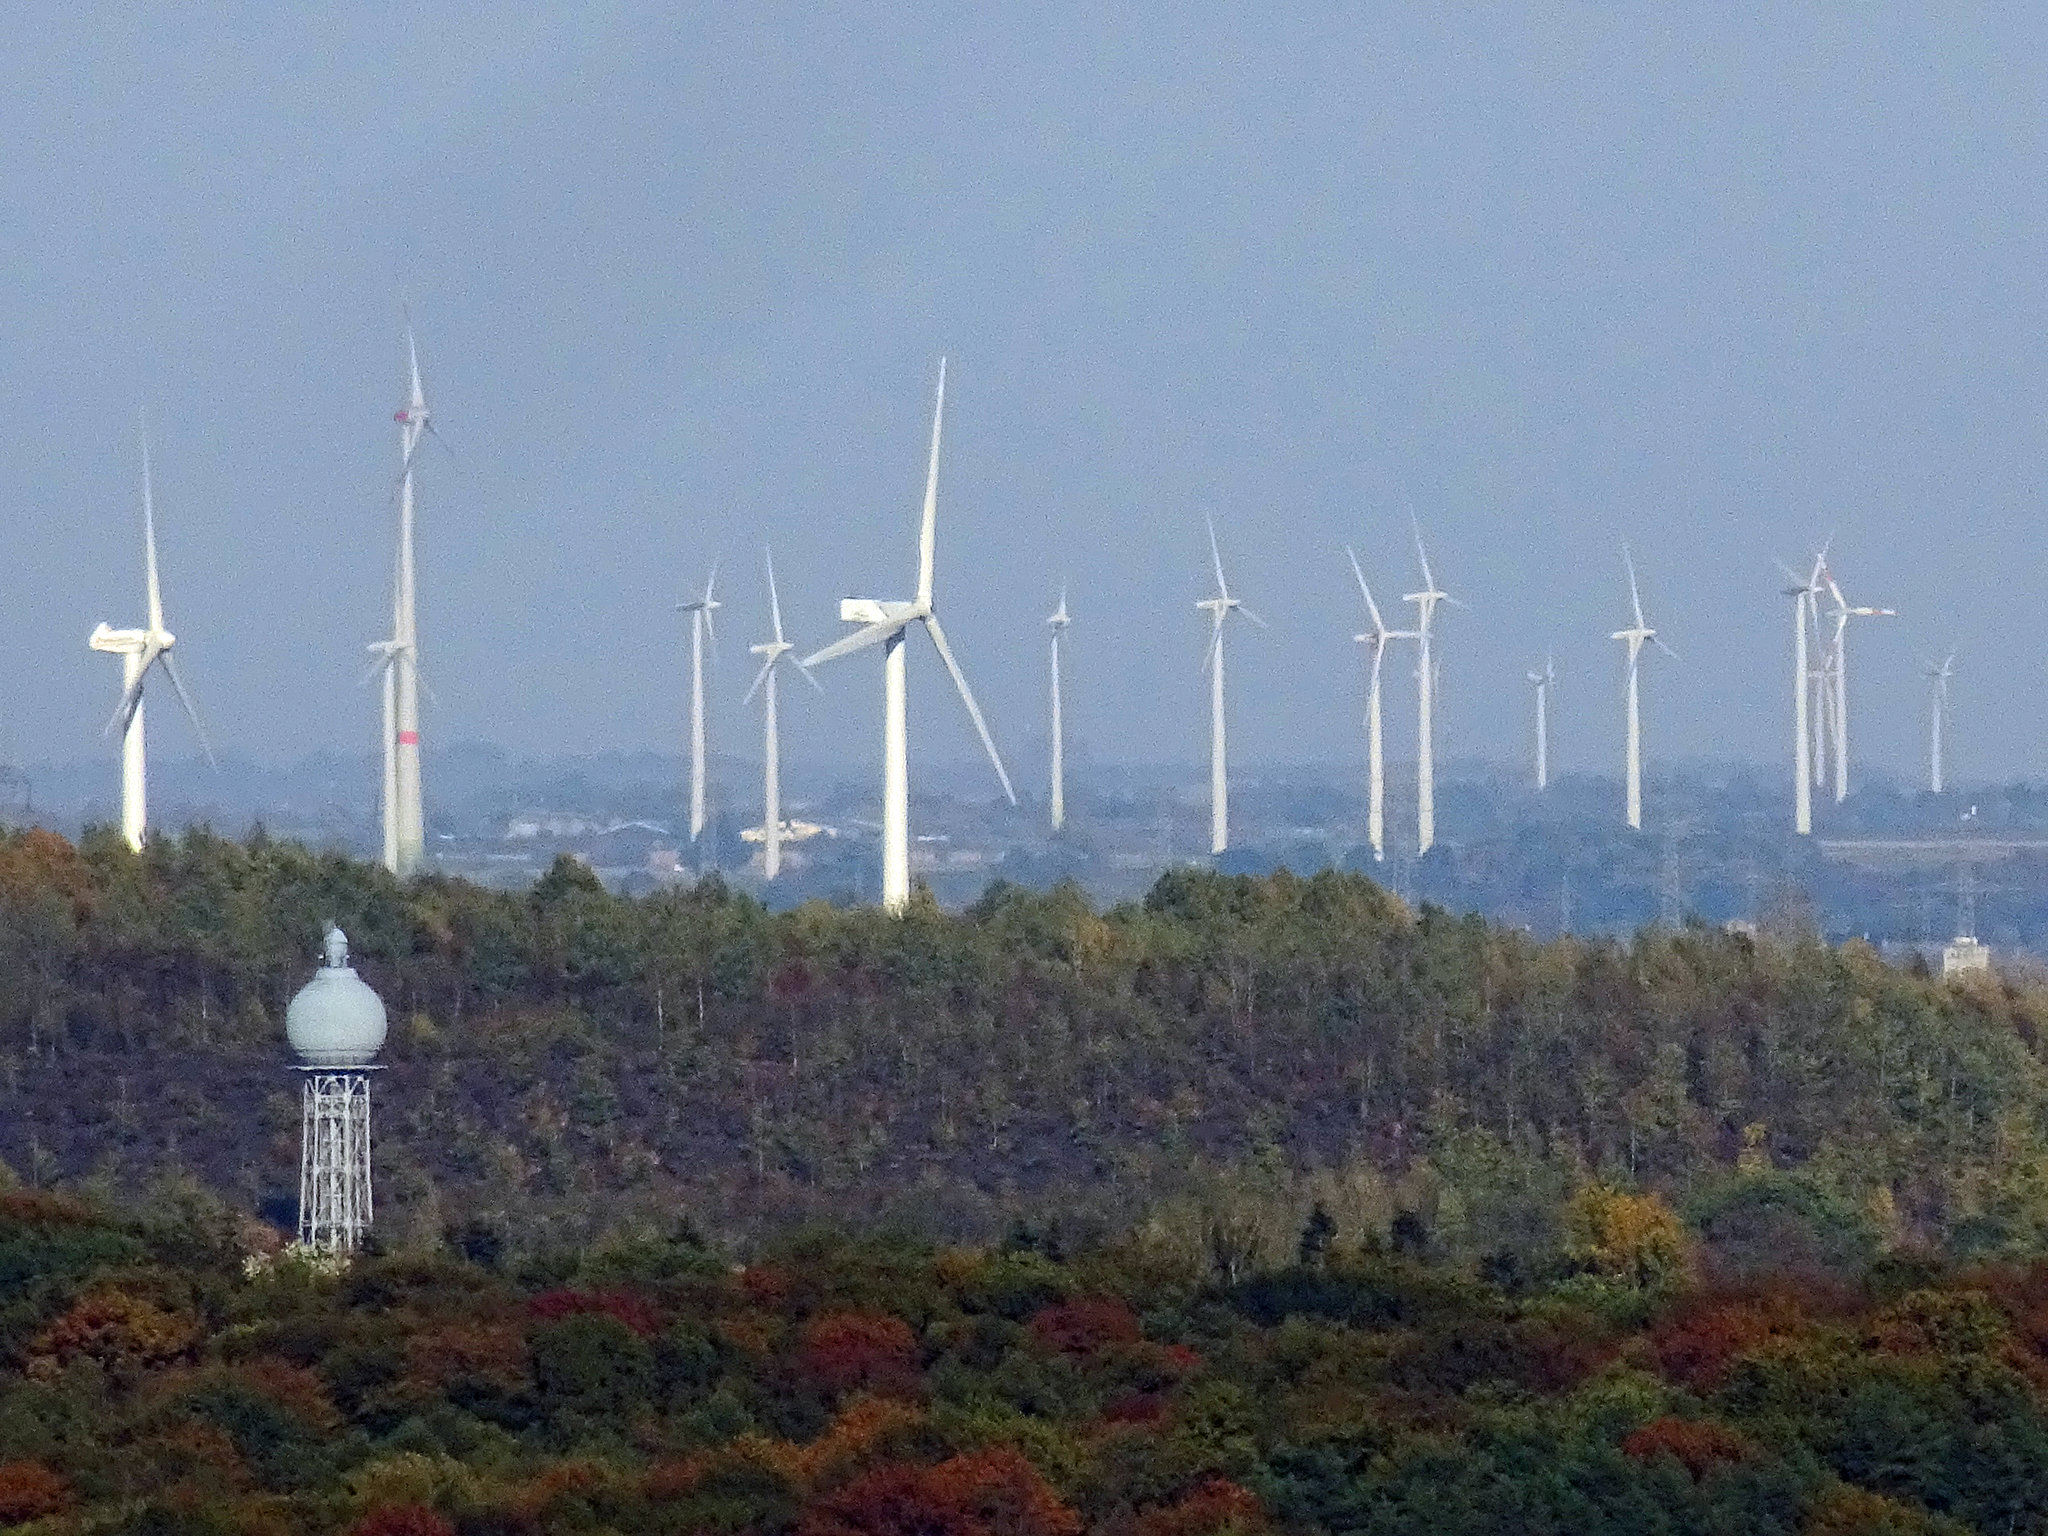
[286,925,387,1067]
[286,926,387,1253]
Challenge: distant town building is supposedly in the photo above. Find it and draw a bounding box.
[739,819,835,845]
[1943,936,1991,978]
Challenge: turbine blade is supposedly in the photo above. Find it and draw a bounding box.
[161,651,217,768]
[407,324,425,410]
[1206,514,1229,598]
[141,435,164,634]
[106,665,150,739]
[1624,544,1645,629]
[798,659,825,693]
[766,548,785,645]
[922,615,1016,804]
[1652,635,1681,662]
[801,618,904,670]
[1409,509,1435,590]
[917,358,945,609]
[742,655,776,706]
[1347,546,1386,633]
[1237,605,1270,629]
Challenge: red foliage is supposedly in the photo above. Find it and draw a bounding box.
[798,1450,1079,1536]
[922,1449,1081,1536]
[0,828,92,923]
[31,1287,199,1376]
[0,1460,71,1524]
[1161,1345,1203,1375]
[744,1266,792,1308]
[0,1190,96,1227]
[641,1456,707,1501]
[798,1462,975,1536]
[1621,1417,1751,1479]
[801,1311,921,1397]
[1132,1478,1272,1536]
[1651,1292,1802,1392]
[1103,1391,1170,1425]
[1028,1296,1142,1357]
[348,1505,456,1536]
[528,1287,662,1338]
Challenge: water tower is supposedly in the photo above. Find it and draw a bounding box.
[285,926,388,1251]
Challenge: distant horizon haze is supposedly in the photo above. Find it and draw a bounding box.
[0,6,2032,789]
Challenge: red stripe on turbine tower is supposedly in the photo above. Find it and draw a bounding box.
[398,731,419,745]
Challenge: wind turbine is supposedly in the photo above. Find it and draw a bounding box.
[1610,547,1676,831]
[743,550,816,880]
[1527,656,1555,792]
[1347,548,1413,861]
[89,429,216,851]
[369,326,439,878]
[1779,553,1826,836]
[1047,587,1071,833]
[1197,516,1266,856]
[680,566,721,846]
[1924,651,1956,794]
[1404,521,1454,856]
[800,360,1016,912]
[1820,560,1896,803]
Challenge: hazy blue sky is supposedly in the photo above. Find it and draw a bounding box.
[3,5,2042,795]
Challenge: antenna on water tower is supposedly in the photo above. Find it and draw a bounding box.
[284,925,388,1252]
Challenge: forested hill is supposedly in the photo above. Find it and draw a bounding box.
[1,826,2046,1269]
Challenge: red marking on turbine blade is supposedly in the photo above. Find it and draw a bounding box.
[397,731,419,745]
[394,410,409,422]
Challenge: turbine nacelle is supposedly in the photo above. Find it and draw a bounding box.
[839,597,923,628]
[89,623,152,655]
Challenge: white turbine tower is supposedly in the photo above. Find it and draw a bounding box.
[1346,548,1413,862]
[1047,587,1071,833]
[743,551,816,881]
[1780,554,1826,836]
[1610,547,1676,832]
[800,360,1016,912]
[370,328,436,878]
[1527,656,1555,792]
[1925,651,1956,795]
[1404,523,1453,856]
[680,566,721,846]
[89,430,215,852]
[1820,561,1896,803]
[1197,517,1265,856]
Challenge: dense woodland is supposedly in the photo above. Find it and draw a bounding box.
[4,829,2048,1529]
[1,826,2048,1268]
[0,1189,2046,1532]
